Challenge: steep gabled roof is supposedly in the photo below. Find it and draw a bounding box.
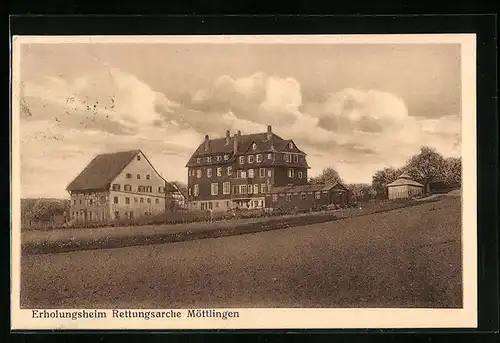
[66,150,140,192]
[186,129,307,167]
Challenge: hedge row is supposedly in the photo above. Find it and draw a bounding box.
[21,198,439,256]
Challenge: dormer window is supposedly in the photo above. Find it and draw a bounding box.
[256,154,262,163]
[239,156,245,164]
[289,142,294,149]
[248,155,254,163]
[293,154,299,163]
[206,156,212,163]
[252,143,257,150]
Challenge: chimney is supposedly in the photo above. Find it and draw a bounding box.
[225,129,230,145]
[233,133,239,154]
[204,134,209,151]
[267,125,272,140]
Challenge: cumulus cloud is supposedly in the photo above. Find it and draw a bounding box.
[18,66,462,197]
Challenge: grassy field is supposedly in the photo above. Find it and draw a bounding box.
[20,196,462,308]
[21,198,441,255]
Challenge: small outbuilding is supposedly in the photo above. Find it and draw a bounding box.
[386,173,424,199]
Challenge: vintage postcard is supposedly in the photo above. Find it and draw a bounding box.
[11,34,477,330]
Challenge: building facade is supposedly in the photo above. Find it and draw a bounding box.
[264,183,351,211]
[185,125,310,211]
[66,150,182,222]
[386,173,424,199]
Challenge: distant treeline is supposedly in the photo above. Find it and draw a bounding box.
[21,198,70,228]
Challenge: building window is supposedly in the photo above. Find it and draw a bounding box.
[288,168,294,178]
[114,211,120,219]
[267,169,272,177]
[301,194,306,200]
[223,182,231,194]
[248,155,254,163]
[298,171,303,179]
[73,199,76,205]
[80,199,82,204]
[289,142,294,149]
[227,166,233,176]
[147,198,151,204]
[252,143,257,150]
[138,185,144,192]
[259,168,266,178]
[248,169,255,178]
[267,153,272,160]
[158,186,164,193]
[241,171,247,178]
[194,184,199,196]
[256,154,262,162]
[124,184,131,191]
[248,185,253,194]
[125,197,130,204]
[208,202,213,210]
[272,194,278,202]
[134,197,138,203]
[284,153,291,162]
[137,155,141,161]
[216,155,221,161]
[206,156,212,163]
[224,154,229,161]
[146,174,150,180]
[261,184,266,193]
[196,169,202,178]
[114,196,119,204]
[217,167,222,177]
[112,184,120,191]
[126,173,132,178]
[147,186,152,193]
[156,199,160,204]
[286,194,292,202]
[188,188,192,196]
[239,156,245,164]
[315,192,321,199]
[196,158,201,163]
[211,183,219,195]
[137,174,141,179]
[89,199,93,206]
[293,155,299,163]
[239,185,247,194]
[207,168,212,178]
[253,184,259,194]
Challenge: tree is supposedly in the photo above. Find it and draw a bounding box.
[371,167,401,198]
[309,167,343,186]
[348,183,376,202]
[404,146,446,193]
[443,157,462,187]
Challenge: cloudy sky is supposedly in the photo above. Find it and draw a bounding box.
[17,40,462,198]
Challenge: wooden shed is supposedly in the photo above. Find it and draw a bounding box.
[265,182,351,211]
[387,173,424,199]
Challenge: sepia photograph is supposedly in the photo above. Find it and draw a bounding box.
[10,34,477,330]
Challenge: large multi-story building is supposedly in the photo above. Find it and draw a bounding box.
[66,149,182,222]
[185,125,310,211]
